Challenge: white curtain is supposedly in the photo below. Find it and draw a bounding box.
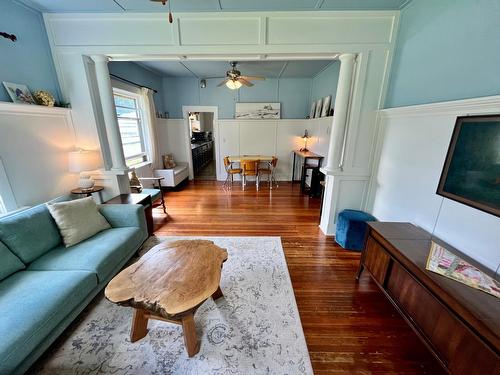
[141,88,161,170]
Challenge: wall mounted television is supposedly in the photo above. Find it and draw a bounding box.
[437,114,500,217]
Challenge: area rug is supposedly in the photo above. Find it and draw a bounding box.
[32,236,313,375]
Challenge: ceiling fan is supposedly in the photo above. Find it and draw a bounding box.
[217,62,266,90]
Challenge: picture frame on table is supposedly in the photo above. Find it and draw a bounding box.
[314,99,323,118]
[2,82,36,105]
[321,95,332,117]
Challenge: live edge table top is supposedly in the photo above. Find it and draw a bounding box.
[105,240,228,317]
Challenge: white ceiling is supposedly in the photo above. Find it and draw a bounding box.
[135,60,336,79]
[17,0,412,13]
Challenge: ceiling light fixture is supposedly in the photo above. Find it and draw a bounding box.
[150,0,173,23]
[225,80,242,90]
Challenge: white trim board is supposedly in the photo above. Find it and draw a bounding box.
[380,95,500,118]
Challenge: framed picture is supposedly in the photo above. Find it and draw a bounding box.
[309,102,316,119]
[314,99,322,118]
[2,82,36,105]
[321,95,332,117]
[235,102,281,119]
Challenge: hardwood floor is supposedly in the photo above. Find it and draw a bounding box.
[154,181,445,374]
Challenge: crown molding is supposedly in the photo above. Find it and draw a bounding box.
[379,95,500,118]
[0,102,71,117]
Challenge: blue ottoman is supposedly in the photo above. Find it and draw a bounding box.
[335,209,376,251]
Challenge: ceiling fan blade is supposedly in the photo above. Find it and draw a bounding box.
[238,78,254,87]
[217,78,230,87]
[240,76,265,81]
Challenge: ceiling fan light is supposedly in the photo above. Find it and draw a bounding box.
[225,80,242,90]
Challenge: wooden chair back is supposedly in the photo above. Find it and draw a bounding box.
[241,159,259,176]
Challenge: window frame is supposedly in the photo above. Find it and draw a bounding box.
[112,86,149,167]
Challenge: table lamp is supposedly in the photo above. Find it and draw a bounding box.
[300,130,310,152]
[68,149,101,192]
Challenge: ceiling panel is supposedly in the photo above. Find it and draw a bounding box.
[21,0,410,12]
[219,0,319,11]
[21,0,121,12]
[320,0,408,10]
[281,61,334,78]
[116,0,221,12]
[138,60,335,78]
[138,61,195,77]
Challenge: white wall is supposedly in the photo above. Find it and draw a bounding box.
[367,96,500,272]
[157,117,332,181]
[0,103,77,207]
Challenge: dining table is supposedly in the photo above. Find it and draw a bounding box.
[228,155,274,163]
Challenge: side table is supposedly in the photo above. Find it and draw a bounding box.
[105,193,154,236]
[71,186,104,198]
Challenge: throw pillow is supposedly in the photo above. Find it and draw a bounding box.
[47,197,111,247]
[163,154,176,169]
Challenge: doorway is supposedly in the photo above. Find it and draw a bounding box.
[182,106,219,181]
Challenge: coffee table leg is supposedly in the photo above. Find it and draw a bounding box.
[130,308,149,342]
[212,286,224,300]
[181,313,200,357]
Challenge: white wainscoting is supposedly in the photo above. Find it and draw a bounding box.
[157,117,332,181]
[367,95,500,272]
[0,103,77,207]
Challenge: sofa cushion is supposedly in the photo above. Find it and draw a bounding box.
[0,242,25,281]
[0,270,97,374]
[47,197,111,247]
[28,227,143,282]
[0,204,62,264]
[142,188,162,202]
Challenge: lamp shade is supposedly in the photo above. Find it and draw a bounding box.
[68,150,101,173]
[226,80,242,90]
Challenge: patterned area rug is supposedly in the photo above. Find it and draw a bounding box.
[32,236,313,375]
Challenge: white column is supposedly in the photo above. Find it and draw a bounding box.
[92,55,127,171]
[322,53,356,174]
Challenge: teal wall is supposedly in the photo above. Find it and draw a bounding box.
[310,61,340,112]
[163,76,326,119]
[386,0,500,108]
[0,1,60,103]
[108,62,165,113]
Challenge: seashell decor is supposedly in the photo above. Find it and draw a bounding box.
[33,90,55,107]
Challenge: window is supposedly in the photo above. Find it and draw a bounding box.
[113,90,148,167]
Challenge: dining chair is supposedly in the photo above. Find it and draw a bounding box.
[258,157,278,189]
[241,159,259,189]
[223,156,242,189]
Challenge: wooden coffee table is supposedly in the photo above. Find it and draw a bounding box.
[105,240,228,357]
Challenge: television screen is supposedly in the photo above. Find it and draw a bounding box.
[437,115,500,217]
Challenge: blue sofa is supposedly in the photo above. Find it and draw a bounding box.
[0,200,148,375]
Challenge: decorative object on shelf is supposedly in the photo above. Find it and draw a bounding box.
[32,90,55,107]
[308,102,316,119]
[299,130,310,152]
[150,0,173,23]
[426,241,500,298]
[68,149,101,192]
[0,32,17,42]
[2,82,36,105]
[321,95,332,117]
[329,108,334,116]
[314,99,322,118]
[217,62,265,90]
[235,102,280,119]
